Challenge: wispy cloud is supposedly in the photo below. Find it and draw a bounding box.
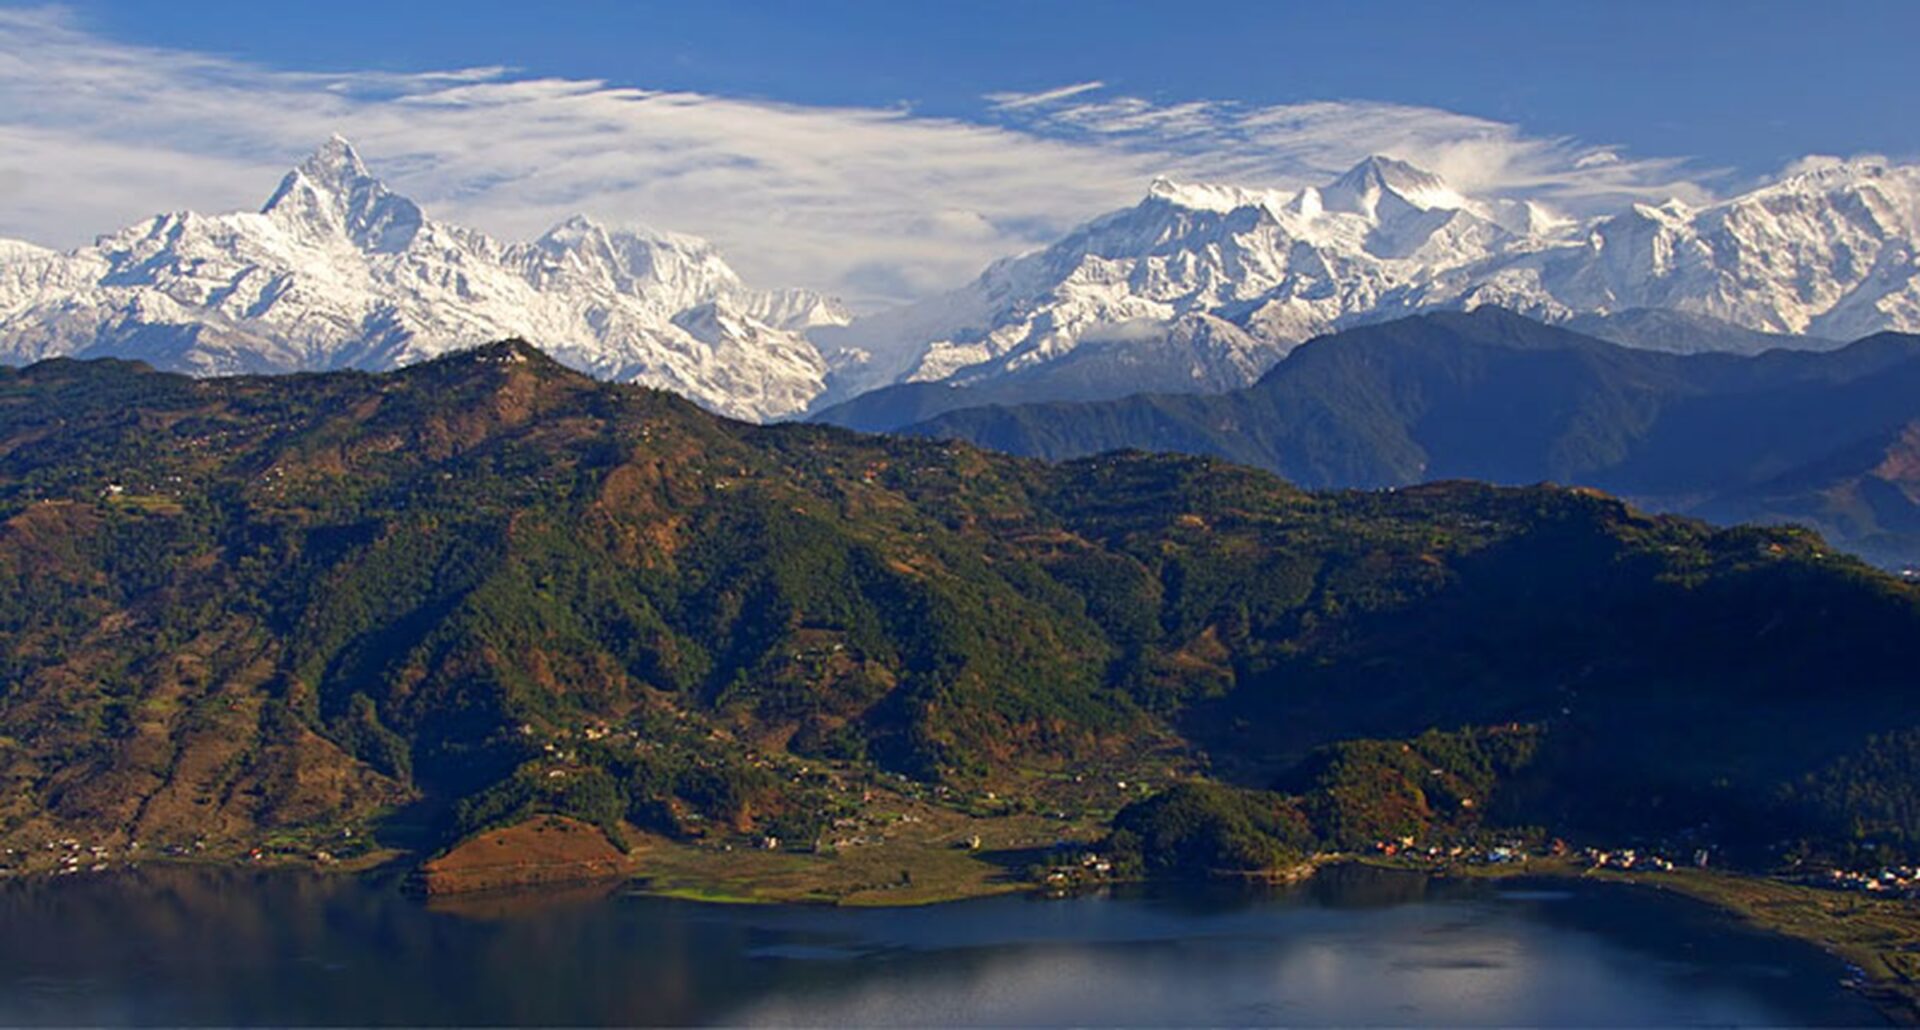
[983,81,1108,110]
[0,7,1721,309]
[987,92,1722,211]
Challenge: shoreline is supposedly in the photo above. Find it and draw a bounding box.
[1355,854,1920,1025]
[11,832,1913,1023]
[1593,868,1920,1026]
[613,846,1920,1023]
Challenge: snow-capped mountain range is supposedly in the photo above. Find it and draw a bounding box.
[0,137,848,421]
[814,154,1920,406]
[2,139,1918,421]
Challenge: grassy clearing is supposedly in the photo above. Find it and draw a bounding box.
[624,796,1106,907]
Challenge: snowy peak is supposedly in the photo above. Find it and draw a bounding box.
[10,133,1920,422]
[818,159,1526,403]
[0,239,52,262]
[823,155,1920,408]
[1145,177,1289,216]
[1490,198,1574,238]
[671,299,751,345]
[1140,156,1468,222]
[517,215,858,334]
[1320,155,1469,220]
[1729,159,1919,237]
[1765,156,1900,194]
[0,137,847,421]
[294,134,374,191]
[261,135,424,253]
[526,213,744,304]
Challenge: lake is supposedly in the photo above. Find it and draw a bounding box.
[0,863,1885,1026]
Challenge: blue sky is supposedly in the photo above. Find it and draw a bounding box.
[1,1,1916,305]
[62,0,1920,175]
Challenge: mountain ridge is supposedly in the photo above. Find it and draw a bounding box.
[6,143,1918,423]
[896,309,1920,567]
[0,137,848,422]
[813,155,1920,409]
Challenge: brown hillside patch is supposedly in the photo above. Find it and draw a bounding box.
[417,816,635,895]
[1871,422,1920,488]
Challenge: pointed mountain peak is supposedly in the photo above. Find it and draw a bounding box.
[302,134,371,185]
[1322,155,1467,217]
[553,213,603,233]
[535,213,609,251]
[537,214,706,255]
[264,136,376,210]
[261,137,424,253]
[1337,154,1436,183]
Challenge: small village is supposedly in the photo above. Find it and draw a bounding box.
[1808,864,1920,899]
[1033,847,1116,891]
[1362,831,1920,908]
[1367,835,1704,875]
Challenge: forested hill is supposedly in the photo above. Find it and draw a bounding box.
[898,309,1920,568]
[1,341,1916,863]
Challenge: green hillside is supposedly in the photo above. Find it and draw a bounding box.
[0,341,1915,869]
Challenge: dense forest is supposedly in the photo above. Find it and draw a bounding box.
[0,341,1915,868]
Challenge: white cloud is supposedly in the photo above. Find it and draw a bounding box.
[0,6,1723,309]
[983,81,1107,109]
[1775,152,1890,179]
[989,93,1721,211]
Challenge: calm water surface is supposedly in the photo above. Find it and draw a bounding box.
[0,863,1886,1026]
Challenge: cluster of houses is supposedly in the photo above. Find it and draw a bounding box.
[1368,836,1714,875]
[821,815,889,852]
[1040,850,1114,889]
[1813,865,1920,898]
[27,838,137,875]
[1584,847,1695,872]
[6,826,371,877]
[1372,837,1540,866]
[1374,837,1461,860]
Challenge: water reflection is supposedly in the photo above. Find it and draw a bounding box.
[0,865,1885,1026]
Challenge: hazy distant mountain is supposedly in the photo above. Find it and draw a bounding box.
[811,306,1849,434]
[810,313,1275,432]
[899,308,1920,566]
[1698,420,1920,569]
[813,156,1920,411]
[1565,308,1842,356]
[0,137,848,421]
